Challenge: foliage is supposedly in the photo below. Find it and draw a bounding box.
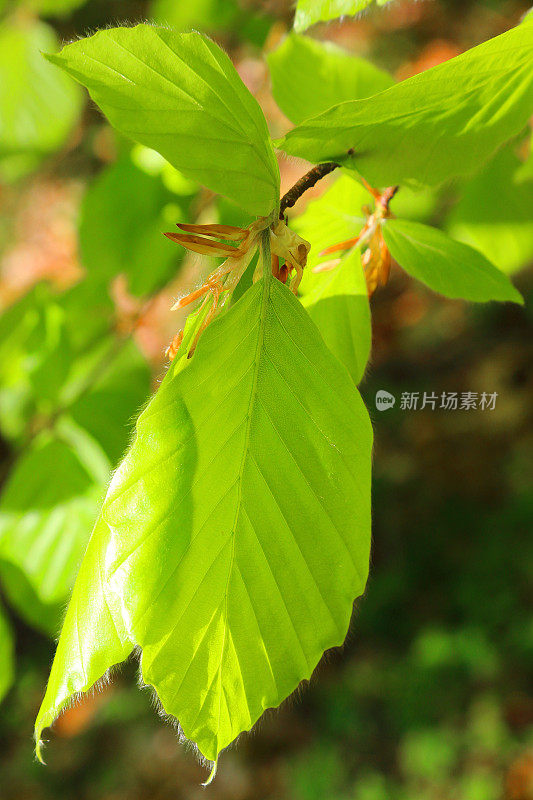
[293,0,393,33]
[276,22,533,188]
[0,16,81,181]
[268,34,393,124]
[35,268,373,763]
[46,26,280,216]
[381,219,524,303]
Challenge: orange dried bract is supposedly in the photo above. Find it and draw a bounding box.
[312,258,342,274]
[164,231,239,256]
[320,236,360,256]
[165,329,184,361]
[177,223,247,241]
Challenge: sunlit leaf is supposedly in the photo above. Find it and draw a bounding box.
[0,18,81,178]
[293,0,392,33]
[447,146,533,275]
[381,219,524,304]
[46,25,280,216]
[268,34,393,124]
[292,175,372,381]
[35,269,372,765]
[276,24,533,189]
[302,250,371,384]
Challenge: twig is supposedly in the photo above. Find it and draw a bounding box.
[279,162,340,217]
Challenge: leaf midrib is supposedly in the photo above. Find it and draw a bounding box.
[212,269,271,742]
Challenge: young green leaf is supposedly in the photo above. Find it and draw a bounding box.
[302,250,371,385]
[0,18,81,180]
[381,219,524,304]
[276,23,533,189]
[35,271,372,765]
[46,25,280,216]
[293,0,392,33]
[446,146,533,275]
[292,175,373,382]
[268,34,393,125]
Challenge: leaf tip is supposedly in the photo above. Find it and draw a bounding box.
[201,759,218,787]
[42,51,61,67]
[35,736,47,765]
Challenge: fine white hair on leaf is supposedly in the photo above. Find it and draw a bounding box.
[133,647,216,777]
[35,659,127,763]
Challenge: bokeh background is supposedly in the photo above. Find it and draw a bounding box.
[0,0,532,798]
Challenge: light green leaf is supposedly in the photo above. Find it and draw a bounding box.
[0,601,14,703]
[79,153,182,297]
[268,34,393,125]
[0,19,81,173]
[447,146,533,275]
[276,24,533,189]
[381,219,524,304]
[292,175,372,381]
[0,420,110,607]
[302,250,371,384]
[293,174,371,271]
[35,268,372,764]
[294,0,392,33]
[46,25,280,216]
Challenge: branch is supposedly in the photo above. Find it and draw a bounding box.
[279,162,340,217]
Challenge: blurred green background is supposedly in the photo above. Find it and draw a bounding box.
[0,0,532,797]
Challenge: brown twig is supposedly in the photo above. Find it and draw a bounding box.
[381,185,400,209]
[279,162,340,217]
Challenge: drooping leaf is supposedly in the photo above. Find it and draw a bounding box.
[381,219,524,304]
[0,18,81,179]
[268,34,393,125]
[293,0,392,33]
[292,175,372,381]
[35,267,372,765]
[46,25,280,216]
[0,601,14,703]
[0,420,110,607]
[79,153,182,297]
[447,146,533,275]
[276,24,533,189]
